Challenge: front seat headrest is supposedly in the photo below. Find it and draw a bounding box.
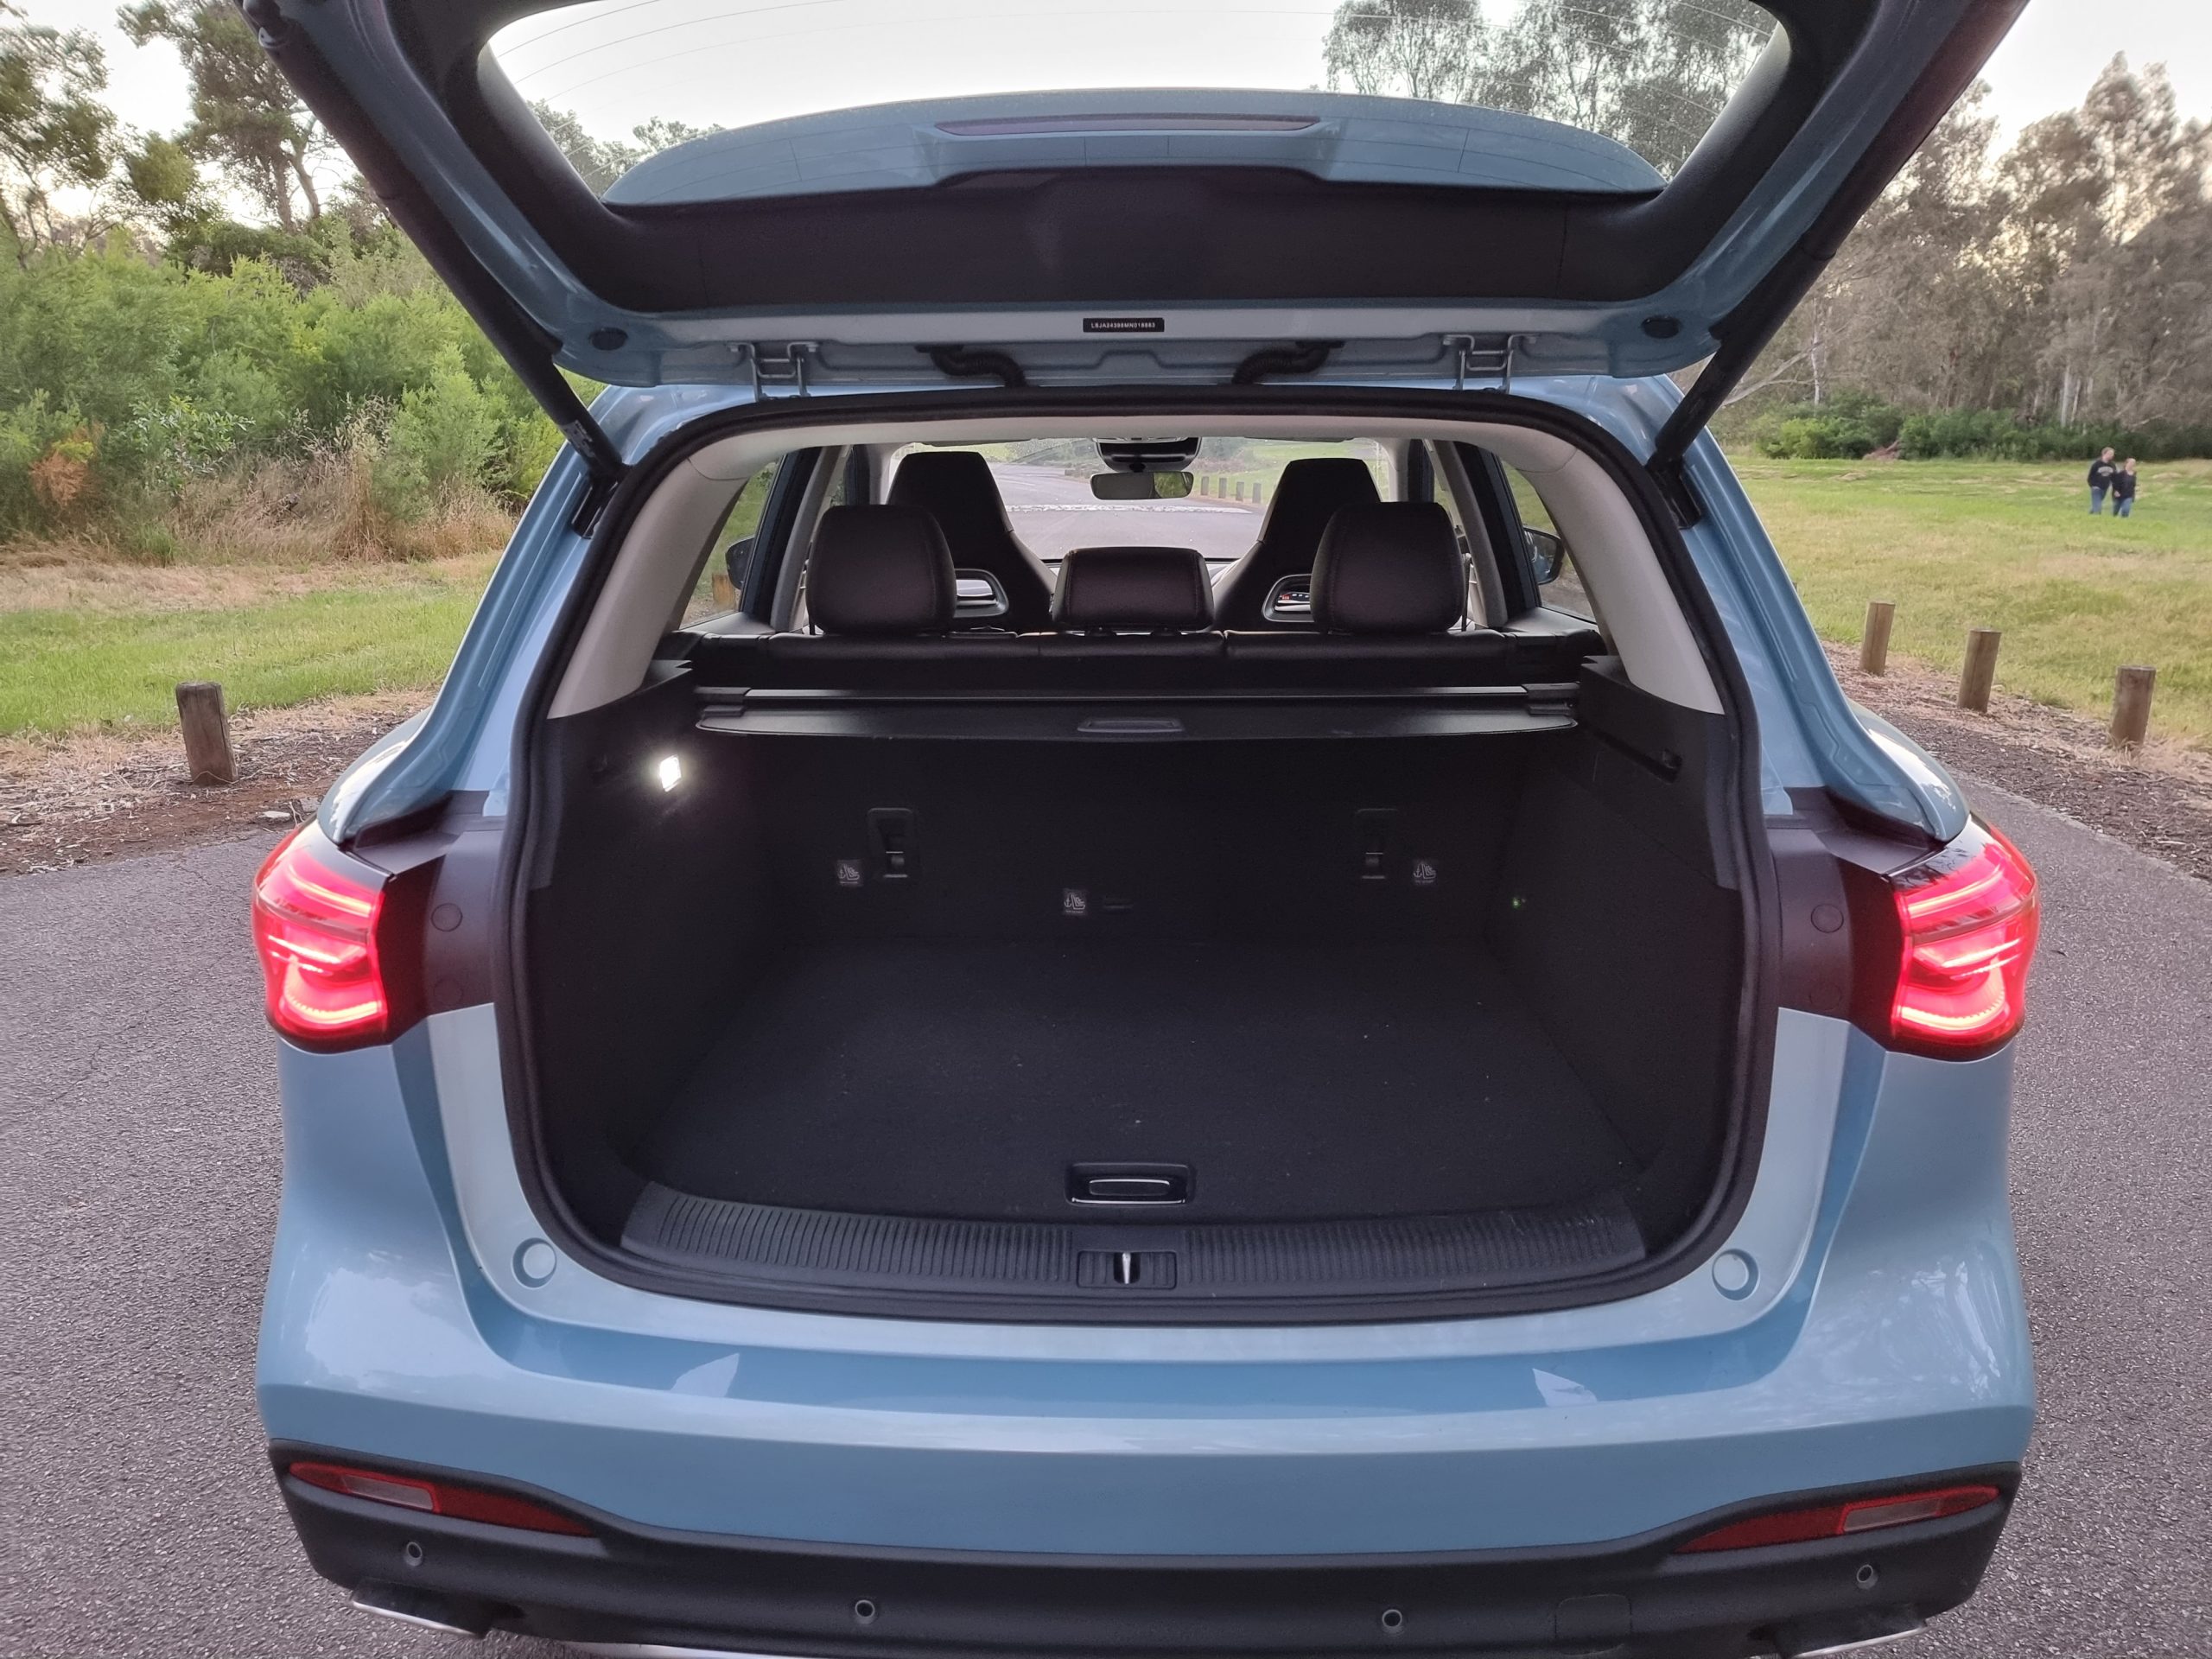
[1210,457,1383,630]
[1310,503,1465,634]
[886,449,1057,630]
[806,505,956,634]
[1052,546,1214,632]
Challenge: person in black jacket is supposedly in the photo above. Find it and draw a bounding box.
[2088,448,2118,513]
[2113,458,2139,518]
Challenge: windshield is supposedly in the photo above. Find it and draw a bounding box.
[888,439,1395,565]
[493,0,1778,198]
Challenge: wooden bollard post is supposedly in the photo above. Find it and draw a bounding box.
[1252,480,1265,506]
[175,681,237,785]
[710,569,736,610]
[1957,628,2001,713]
[1859,600,1896,676]
[2111,664,2157,751]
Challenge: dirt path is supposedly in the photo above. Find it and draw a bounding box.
[4,657,2209,882]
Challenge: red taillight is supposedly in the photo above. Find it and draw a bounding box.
[1678,1484,2000,1553]
[252,825,404,1049]
[1885,822,2038,1056]
[287,1460,591,1536]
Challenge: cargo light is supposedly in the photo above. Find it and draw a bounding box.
[288,1460,591,1536]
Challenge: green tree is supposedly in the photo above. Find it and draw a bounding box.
[120,0,331,231]
[531,100,719,192]
[1320,0,1771,174]
[0,2,118,264]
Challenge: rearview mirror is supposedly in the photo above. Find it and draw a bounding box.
[1090,471,1193,501]
[1523,528,1566,585]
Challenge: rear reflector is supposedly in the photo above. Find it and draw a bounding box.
[288,1460,591,1536]
[1885,821,2038,1057]
[251,825,411,1049]
[1678,1484,2000,1553]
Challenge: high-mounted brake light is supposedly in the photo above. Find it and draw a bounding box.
[251,825,412,1049]
[287,1460,591,1536]
[1678,1484,2000,1553]
[1884,822,2038,1057]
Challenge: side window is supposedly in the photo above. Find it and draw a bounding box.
[1427,448,1481,624]
[1503,464,1597,623]
[679,458,781,626]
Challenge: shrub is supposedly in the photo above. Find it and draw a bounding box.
[1749,391,1907,460]
[0,242,563,549]
[0,395,91,534]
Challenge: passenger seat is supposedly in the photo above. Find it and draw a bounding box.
[1209,457,1382,630]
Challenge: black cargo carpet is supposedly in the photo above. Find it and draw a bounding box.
[636,938,1636,1225]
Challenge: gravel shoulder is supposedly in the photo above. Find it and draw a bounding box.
[0,693,422,876]
[1824,643,2212,883]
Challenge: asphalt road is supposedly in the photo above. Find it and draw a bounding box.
[4,781,2209,1659]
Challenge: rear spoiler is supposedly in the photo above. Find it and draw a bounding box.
[1647,0,2028,525]
[243,0,626,528]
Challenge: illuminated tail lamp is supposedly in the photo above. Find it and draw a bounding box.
[1853,820,2039,1059]
[1679,1484,2001,1554]
[251,825,421,1050]
[288,1460,590,1536]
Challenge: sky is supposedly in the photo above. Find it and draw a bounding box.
[20,0,2212,157]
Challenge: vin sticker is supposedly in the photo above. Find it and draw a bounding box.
[1083,317,1166,334]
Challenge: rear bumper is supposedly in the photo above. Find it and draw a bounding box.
[280,1453,2014,1658]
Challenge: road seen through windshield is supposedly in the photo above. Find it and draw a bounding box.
[986,462,1262,563]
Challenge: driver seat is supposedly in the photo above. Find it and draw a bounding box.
[886,451,1058,631]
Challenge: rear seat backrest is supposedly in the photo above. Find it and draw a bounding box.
[1309,503,1465,634]
[805,504,956,635]
[1210,458,1382,630]
[1051,546,1214,633]
[1224,503,1527,689]
[755,505,1037,690]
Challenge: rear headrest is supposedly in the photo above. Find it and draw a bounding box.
[1310,503,1465,634]
[805,505,956,635]
[1052,546,1213,632]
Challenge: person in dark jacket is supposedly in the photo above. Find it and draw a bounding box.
[2088,448,2118,513]
[2113,458,2139,518]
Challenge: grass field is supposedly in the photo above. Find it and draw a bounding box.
[1738,458,2212,747]
[0,556,495,737]
[1,457,2206,748]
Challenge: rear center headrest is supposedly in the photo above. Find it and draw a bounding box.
[1310,503,1465,634]
[1052,546,1213,632]
[806,505,956,635]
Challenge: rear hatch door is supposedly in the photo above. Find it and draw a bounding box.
[252,0,2024,469]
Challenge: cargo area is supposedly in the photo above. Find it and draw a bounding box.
[512,661,1749,1319]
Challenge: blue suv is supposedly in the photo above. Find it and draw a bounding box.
[246,1,2039,1653]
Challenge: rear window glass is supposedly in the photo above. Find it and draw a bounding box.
[494,0,1777,203]
[886,439,1394,567]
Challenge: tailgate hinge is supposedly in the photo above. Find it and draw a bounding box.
[1444,332,1525,393]
[734,340,818,397]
